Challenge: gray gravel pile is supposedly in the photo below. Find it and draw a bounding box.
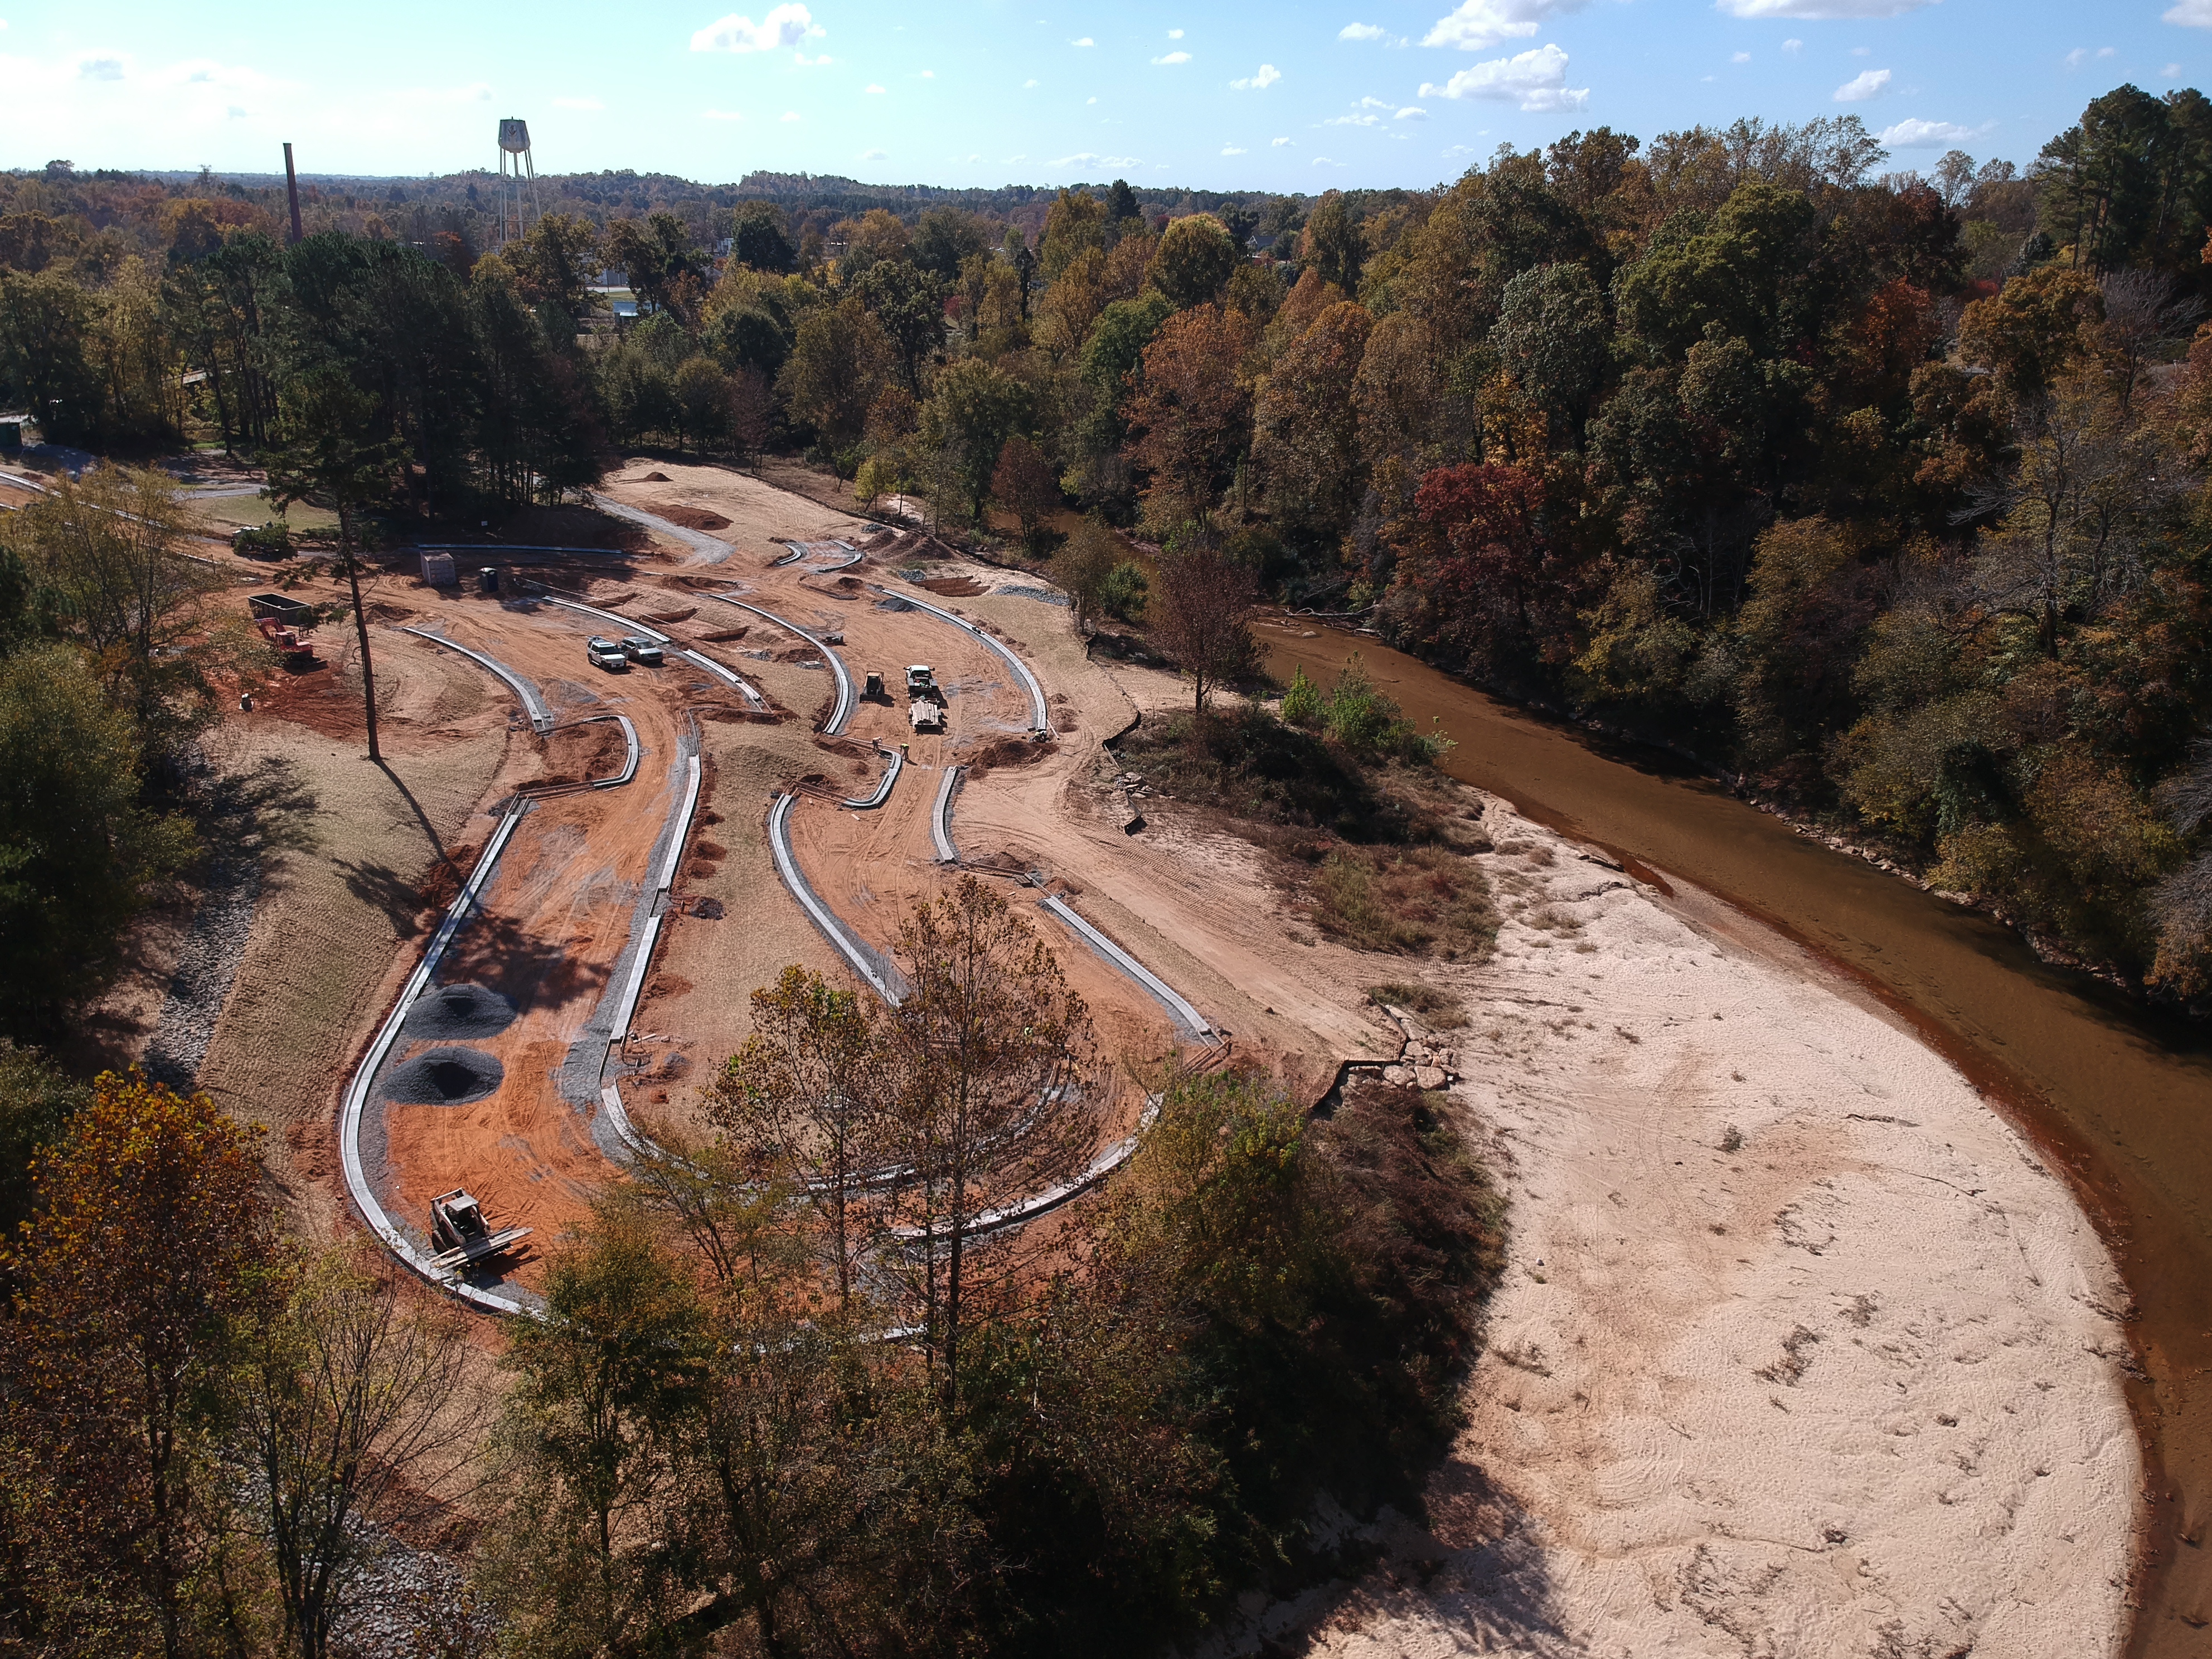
[143,777,265,1090]
[380,1046,504,1105]
[326,1528,499,1659]
[993,585,1069,607]
[401,983,517,1041]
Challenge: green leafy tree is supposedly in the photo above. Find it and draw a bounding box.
[730,201,797,274]
[921,358,1034,520]
[1147,214,1239,309]
[775,297,891,452]
[0,647,195,1035]
[1054,516,1125,632]
[859,257,948,391]
[1299,192,1365,293]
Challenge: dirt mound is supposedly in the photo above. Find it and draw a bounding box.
[367,602,416,622]
[665,574,739,592]
[692,625,749,643]
[916,576,985,597]
[964,736,1056,779]
[653,503,733,532]
[380,1045,504,1105]
[401,983,518,1041]
[642,606,697,625]
[640,470,672,482]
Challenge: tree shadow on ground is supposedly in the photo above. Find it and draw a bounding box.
[1282,1459,1574,1657]
[334,858,428,940]
[439,904,613,1018]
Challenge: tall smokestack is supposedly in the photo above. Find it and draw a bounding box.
[283,143,304,244]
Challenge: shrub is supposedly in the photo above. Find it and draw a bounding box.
[1099,559,1148,622]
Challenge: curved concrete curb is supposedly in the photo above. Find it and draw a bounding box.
[700,593,855,735]
[601,715,641,788]
[1037,892,1220,1045]
[399,627,554,734]
[524,591,765,707]
[932,765,964,863]
[842,748,903,809]
[867,583,1050,735]
[589,496,733,564]
[339,801,538,1316]
[767,793,908,1003]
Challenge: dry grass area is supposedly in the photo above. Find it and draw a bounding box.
[1365,981,1469,1030]
[1311,845,1499,960]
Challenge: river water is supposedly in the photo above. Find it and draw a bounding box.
[1261,624,2212,1656]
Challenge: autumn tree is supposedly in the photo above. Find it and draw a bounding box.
[1055,516,1126,634]
[238,1245,473,1659]
[1253,299,1372,539]
[1123,303,1257,530]
[992,435,1061,541]
[707,967,896,1314]
[1149,540,1260,718]
[4,1073,273,1659]
[921,358,1032,520]
[880,876,1104,1414]
[775,297,891,452]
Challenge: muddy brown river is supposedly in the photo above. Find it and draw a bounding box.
[1262,624,2212,1655]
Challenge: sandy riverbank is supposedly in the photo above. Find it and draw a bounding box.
[1268,793,2139,1657]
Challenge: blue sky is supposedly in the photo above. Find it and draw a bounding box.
[2,2,2206,192]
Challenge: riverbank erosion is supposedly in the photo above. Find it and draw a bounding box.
[1287,795,2138,1656]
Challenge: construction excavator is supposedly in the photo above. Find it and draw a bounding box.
[427,1189,531,1277]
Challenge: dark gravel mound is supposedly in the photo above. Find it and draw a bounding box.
[402,982,518,1041]
[382,1046,504,1105]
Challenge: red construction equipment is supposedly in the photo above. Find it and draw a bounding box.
[255,615,319,666]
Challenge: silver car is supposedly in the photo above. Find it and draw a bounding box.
[619,635,664,667]
[586,636,629,672]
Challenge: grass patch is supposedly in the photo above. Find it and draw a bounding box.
[1366,982,1469,1029]
[1313,846,1498,961]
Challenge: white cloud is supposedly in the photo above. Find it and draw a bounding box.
[1731,50,1750,61]
[1876,116,1986,145]
[2166,61,2186,76]
[1398,104,1427,118]
[1326,112,1381,125]
[793,51,831,64]
[2169,0,2212,25]
[1419,42,1587,110]
[79,55,124,80]
[781,109,801,120]
[1022,77,1037,86]
[1071,35,1094,45]
[867,81,886,91]
[2064,47,2089,67]
[1050,151,1142,166]
[1170,27,1185,37]
[2099,45,2116,56]
[703,108,745,120]
[552,96,604,109]
[1443,143,1476,156]
[1851,45,1870,54]
[1423,0,1588,53]
[1152,50,1191,62]
[1782,36,1803,51]
[1340,20,1388,38]
[1222,142,1247,153]
[1230,62,1282,88]
[1087,94,1098,103]
[690,4,819,54]
[1312,155,1347,167]
[921,69,935,77]
[1833,66,1891,100]
[1359,94,1391,106]
[1272,135,1293,145]
[862,147,886,158]
[1715,0,1933,16]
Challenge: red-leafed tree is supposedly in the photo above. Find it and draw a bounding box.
[1394,462,1570,680]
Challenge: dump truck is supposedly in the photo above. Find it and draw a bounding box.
[427,1189,531,1274]
[905,663,945,733]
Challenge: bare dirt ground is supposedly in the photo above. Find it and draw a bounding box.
[149,455,2137,1652]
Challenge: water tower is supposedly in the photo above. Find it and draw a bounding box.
[496,118,541,249]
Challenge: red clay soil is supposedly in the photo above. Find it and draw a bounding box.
[367,599,745,1285]
[650,504,734,532]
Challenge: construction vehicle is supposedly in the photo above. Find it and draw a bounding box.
[586,636,629,672]
[906,664,945,733]
[619,635,664,666]
[428,1189,531,1273]
[254,614,319,667]
[863,670,887,700]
